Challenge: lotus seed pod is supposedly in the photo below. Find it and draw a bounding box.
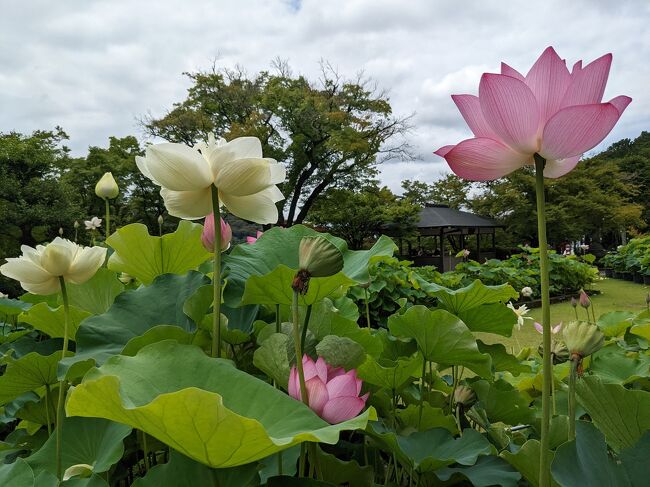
[453,385,476,407]
[538,340,570,365]
[562,320,604,358]
[298,236,344,277]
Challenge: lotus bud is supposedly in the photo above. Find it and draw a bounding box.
[453,385,476,407]
[247,230,263,244]
[118,272,134,285]
[571,297,577,308]
[95,172,119,200]
[58,227,64,237]
[74,220,79,229]
[578,290,591,309]
[520,286,533,298]
[157,214,164,226]
[562,320,604,360]
[292,236,344,294]
[201,213,232,253]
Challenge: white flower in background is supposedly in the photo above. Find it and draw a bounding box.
[136,134,286,224]
[84,217,102,230]
[0,238,106,295]
[580,244,590,251]
[507,302,533,329]
[520,286,534,298]
[0,291,8,299]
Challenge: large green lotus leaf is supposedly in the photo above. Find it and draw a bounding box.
[66,341,375,468]
[0,297,31,316]
[434,455,520,487]
[589,345,650,384]
[133,450,260,487]
[266,478,335,486]
[551,421,637,487]
[500,440,558,487]
[0,329,33,345]
[64,268,124,315]
[259,445,300,483]
[597,311,636,338]
[458,302,517,337]
[0,459,59,487]
[106,221,211,285]
[357,353,422,390]
[576,375,650,452]
[419,279,518,314]
[19,303,91,340]
[315,335,366,370]
[388,306,492,378]
[222,225,396,307]
[26,417,131,477]
[307,300,382,357]
[395,403,457,434]
[366,422,495,472]
[241,265,356,306]
[62,272,209,370]
[253,333,291,388]
[471,379,536,426]
[0,351,63,405]
[314,446,373,487]
[630,311,650,341]
[477,341,531,376]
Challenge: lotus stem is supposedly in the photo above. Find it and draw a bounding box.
[210,185,222,358]
[300,304,312,353]
[44,384,52,435]
[56,276,71,480]
[104,199,111,238]
[142,431,151,472]
[364,287,371,329]
[568,358,578,441]
[292,290,309,405]
[275,303,281,333]
[534,154,552,487]
[418,357,426,429]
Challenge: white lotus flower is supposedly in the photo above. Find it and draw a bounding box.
[520,286,534,298]
[84,217,102,230]
[95,172,119,199]
[136,135,286,223]
[0,238,107,295]
[507,302,533,329]
[0,292,8,299]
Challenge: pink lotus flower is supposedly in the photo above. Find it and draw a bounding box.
[534,321,562,335]
[435,47,631,180]
[201,213,232,252]
[288,355,369,424]
[246,230,263,244]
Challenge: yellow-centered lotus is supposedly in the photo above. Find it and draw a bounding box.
[0,238,106,295]
[136,135,286,223]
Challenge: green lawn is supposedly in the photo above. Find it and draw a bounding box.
[485,278,649,353]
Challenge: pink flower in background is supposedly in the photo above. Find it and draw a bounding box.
[534,321,562,335]
[435,47,631,180]
[579,289,591,309]
[246,230,263,244]
[201,213,232,252]
[288,355,369,424]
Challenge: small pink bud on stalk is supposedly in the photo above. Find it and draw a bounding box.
[201,213,232,252]
[579,290,591,309]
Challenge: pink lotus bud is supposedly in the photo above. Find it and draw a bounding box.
[201,213,232,252]
[246,230,263,244]
[579,290,591,309]
[288,355,368,424]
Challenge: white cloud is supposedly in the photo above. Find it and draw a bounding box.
[0,0,647,194]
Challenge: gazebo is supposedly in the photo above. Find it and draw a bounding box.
[397,204,502,271]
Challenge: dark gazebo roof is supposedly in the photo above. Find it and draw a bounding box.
[417,204,501,229]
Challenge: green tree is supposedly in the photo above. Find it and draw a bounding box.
[307,183,419,249]
[143,62,412,226]
[401,174,471,209]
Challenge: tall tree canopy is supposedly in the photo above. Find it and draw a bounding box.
[401,174,471,209]
[143,63,412,226]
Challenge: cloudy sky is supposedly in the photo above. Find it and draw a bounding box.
[1,0,648,192]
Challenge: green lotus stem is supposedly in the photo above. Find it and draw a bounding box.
[364,287,371,329]
[104,199,111,238]
[449,365,458,413]
[568,359,578,441]
[142,431,151,472]
[292,290,309,406]
[418,357,426,429]
[551,371,557,416]
[277,450,283,476]
[44,384,52,435]
[534,154,552,487]
[56,276,71,480]
[275,304,281,333]
[300,304,312,353]
[210,185,222,358]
